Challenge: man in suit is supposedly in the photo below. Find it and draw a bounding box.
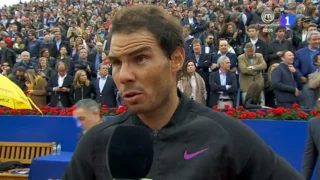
[47,61,73,107]
[238,42,267,105]
[308,53,320,106]
[243,25,268,63]
[297,23,318,50]
[211,40,237,73]
[209,56,238,108]
[94,63,118,108]
[88,42,103,77]
[301,117,320,180]
[294,31,320,108]
[50,31,71,59]
[272,51,302,108]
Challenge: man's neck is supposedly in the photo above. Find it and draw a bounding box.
[220,51,227,55]
[276,37,284,41]
[220,68,227,73]
[250,37,258,40]
[138,89,179,130]
[195,52,201,55]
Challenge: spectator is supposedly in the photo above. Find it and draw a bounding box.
[177,60,207,104]
[24,69,48,106]
[73,99,104,136]
[69,70,96,105]
[272,51,303,108]
[244,82,270,109]
[208,56,237,108]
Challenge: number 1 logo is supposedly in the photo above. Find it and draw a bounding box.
[280,14,296,28]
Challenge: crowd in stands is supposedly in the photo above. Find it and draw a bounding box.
[0,0,320,109]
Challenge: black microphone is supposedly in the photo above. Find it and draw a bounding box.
[107,125,154,180]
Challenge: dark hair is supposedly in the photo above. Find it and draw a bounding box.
[40,48,50,57]
[244,82,262,105]
[313,52,320,65]
[108,5,184,59]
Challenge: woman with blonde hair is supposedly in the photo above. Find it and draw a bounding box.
[24,69,48,106]
[177,60,207,104]
[69,70,96,105]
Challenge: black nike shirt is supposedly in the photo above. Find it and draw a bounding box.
[62,91,304,180]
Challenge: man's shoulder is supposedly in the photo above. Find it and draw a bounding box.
[189,101,245,132]
[237,54,246,60]
[86,111,132,137]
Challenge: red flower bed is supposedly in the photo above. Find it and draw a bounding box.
[214,103,317,120]
[0,105,129,116]
[0,103,318,120]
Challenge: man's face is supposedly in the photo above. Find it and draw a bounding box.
[308,26,317,33]
[276,29,285,39]
[208,23,215,33]
[96,42,103,52]
[192,42,201,54]
[57,64,66,74]
[21,53,30,61]
[54,32,61,40]
[16,71,24,78]
[206,35,214,44]
[282,51,294,64]
[182,28,190,37]
[73,108,100,131]
[79,49,88,59]
[308,34,320,49]
[0,41,6,48]
[246,47,255,57]
[248,28,258,38]
[221,59,231,70]
[110,30,182,114]
[60,47,67,55]
[99,65,108,76]
[219,40,228,53]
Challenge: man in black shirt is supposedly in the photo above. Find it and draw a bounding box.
[62,5,304,180]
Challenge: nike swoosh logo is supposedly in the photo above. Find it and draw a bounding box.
[184,148,209,160]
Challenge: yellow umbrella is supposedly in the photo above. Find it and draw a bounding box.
[0,75,42,113]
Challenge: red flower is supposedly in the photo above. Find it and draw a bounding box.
[256,110,265,117]
[224,104,230,109]
[248,112,256,119]
[59,109,67,116]
[212,105,218,110]
[316,113,320,117]
[236,106,244,111]
[297,111,308,119]
[116,105,129,115]
[311,110,318,116]
[293,103,299,108]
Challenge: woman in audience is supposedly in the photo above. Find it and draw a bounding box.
[69,70,96,105]
[219,22,241,49]
[37,57,56,80]
[24,69,48,106]
[177,60,207,104]
[244,82,271,109]
[40,48,56,69]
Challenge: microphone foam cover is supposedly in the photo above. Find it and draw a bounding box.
[107,125,154,179]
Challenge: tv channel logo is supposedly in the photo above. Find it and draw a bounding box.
[261,9,275,24]
[280,14,296,28]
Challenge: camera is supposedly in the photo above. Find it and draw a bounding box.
[74,62,87,70]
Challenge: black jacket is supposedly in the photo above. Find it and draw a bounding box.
[62,90,303,180]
